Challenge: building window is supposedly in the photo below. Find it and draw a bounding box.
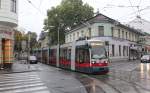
[88,28,91,37]
[126,32,128,39]
[111,27,114,37]
[133,34,135,41]
[73,33,75,40]
[81,30,84,37]
[112,45,115,56]
[0,0,1,9]
[98,26,104,36]
[11,0,17,13]
[119,45,121,56]
[123,46,125,56]
[77,32,79,39]
[66,35,68,42]
[129,32,131,40]
[122,30,124,39]
[118,29,120,38]
[127,46,128,56]
[70,35,72,42]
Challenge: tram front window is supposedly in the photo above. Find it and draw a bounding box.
[91,46,106,60]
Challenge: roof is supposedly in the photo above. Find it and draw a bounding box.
[66,13,145,35]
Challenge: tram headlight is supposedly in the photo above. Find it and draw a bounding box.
[92,61,96,64]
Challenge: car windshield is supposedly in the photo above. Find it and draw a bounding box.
[29,56,36,60]
[91,46,106,59]
[142,55,150,59]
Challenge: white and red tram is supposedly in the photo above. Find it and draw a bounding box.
[39,39,109,74]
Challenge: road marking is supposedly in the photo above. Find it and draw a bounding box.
[0,78,40,84]
[2,86,49,93]
[0,72,50,93]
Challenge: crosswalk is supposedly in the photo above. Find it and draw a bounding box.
[0,72,50,93]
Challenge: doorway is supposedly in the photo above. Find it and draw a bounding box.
[2,39,13,69]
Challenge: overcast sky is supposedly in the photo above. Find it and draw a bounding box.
[18,0,150,36]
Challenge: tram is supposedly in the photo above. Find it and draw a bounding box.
[38,39,109,74]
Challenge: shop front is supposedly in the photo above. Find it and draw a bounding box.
[129,44,142,60]
[0,26,14,69]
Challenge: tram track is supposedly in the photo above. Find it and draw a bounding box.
[89,74,142,93]
[89,69,150,93]
[77,74,122,93]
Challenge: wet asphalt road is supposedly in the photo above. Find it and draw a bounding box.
[1,60,150,93]
[33,60,150,93]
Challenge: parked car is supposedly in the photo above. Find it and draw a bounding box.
[28,56,37,64]
[141,55,150,63]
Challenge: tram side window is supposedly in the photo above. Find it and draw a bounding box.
[60,49,63,59]
[67,49,71,61]
[76,47,90,63]
[50,49,56,58]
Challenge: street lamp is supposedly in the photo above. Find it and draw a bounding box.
[28,31,31,69]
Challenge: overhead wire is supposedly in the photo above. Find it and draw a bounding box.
[38,0,42,9]
[118,6,150,21]
[137,0,142,16]
[128,0,137,13]
[26,0,45,16]
[100,0,113,12]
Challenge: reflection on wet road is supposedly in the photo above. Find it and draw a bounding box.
[76,61,150,93]
[32,61,150,93]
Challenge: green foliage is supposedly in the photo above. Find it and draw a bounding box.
[26,31,38,50]
[14,30,23,52]
[44,0,94,45]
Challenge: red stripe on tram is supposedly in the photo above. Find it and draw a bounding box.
[75,62,108,67]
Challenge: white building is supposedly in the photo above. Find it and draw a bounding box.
[65,14,144,61]
[0,0,18,68]
[39,31,50,49]
[129,16,150,54]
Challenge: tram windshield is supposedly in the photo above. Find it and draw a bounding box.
[91,45,106,59]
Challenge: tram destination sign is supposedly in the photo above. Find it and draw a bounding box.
[90,42,103,46]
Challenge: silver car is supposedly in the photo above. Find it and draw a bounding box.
[141,55,150,63]
[28,56,37,64]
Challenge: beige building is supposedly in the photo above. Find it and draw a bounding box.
[65,14,144,61]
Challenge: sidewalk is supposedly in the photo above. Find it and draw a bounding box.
[0,60,37,74]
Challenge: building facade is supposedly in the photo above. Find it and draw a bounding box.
[0,0,18,68]
[129,16,150,54]
[65,14,144,61]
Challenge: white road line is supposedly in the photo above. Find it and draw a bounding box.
[0,77,40,82]
[2,86,49,93]
[0,83,44,91]
[1,74,38,77]
[0,80,42,87]
[0,76,39,80]
[31,90,50,93]
[0,78,40,84]
[0,72,50,93]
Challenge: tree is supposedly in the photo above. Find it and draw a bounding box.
[26,31,38,53]
[44,0,94,45]
[14,30,23,52]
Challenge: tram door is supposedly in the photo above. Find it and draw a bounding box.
[75,46,90,71]
[2,39,13,68]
